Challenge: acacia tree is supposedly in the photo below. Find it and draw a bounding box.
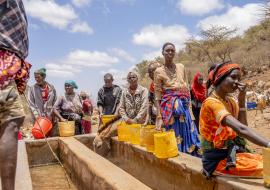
[186,26,237,64]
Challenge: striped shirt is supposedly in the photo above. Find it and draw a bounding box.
[0,0,28,60]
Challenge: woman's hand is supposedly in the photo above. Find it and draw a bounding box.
[60,117,67,122]
[126,119,135,124]
[237,82,247,103]
[155,117,163,131]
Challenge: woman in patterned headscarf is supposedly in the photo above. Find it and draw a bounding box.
[200,61,270,178]
[53,80,83,135]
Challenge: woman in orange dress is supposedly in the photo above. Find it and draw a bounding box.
[200,61,270,178]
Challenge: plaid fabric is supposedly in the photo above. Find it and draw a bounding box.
[160,88,190,126]
[0,0,28,59]
[0,49,31,93]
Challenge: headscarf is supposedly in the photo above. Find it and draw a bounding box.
[207,62,240,87]
[34,68,46,78]
[65,80,78,89]
[191,72,206,102]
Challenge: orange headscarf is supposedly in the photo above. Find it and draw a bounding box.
[208,62,240,87]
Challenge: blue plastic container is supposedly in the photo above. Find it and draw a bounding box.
[247,102,257,110]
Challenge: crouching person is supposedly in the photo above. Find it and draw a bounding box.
[93,73,122,156]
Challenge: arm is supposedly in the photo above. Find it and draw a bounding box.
[223,115,269,147]
[134,88,149,124]
[154,69,163,130]
[97,89,104,115]
[27,87,39,118]
[118,91,129,122]
[53,96,66,122]
[237,83,248,125]
[114,88,122,116]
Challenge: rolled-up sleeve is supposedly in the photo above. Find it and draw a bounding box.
[53,96,63,112]
[154,69,163,101]
[134,88,149,124]
[118,91,129,121]
[97,88,104,107]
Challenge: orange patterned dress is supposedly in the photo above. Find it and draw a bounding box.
[200,92,263,177]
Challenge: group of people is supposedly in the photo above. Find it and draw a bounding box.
[28,71,93,136]
[1,1,270,190]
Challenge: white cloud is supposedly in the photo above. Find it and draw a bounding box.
[142,50,162,60]
[177,0,224,16]
[45,49,119,78]
[24,0,93,34]
[66,50,119,67]
[132,24,191,48]
[197,3,262,35]
[109,48,136,63]
[71,0,92,7]
[45,63,81,77]
[70,21,94,34]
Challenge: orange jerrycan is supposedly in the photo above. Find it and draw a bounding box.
[263,148,270,188]
[128,124,141,145]
[154,130,179,159]
[32,117,53,139]
[58,121,75,137]
[117,121,131,142]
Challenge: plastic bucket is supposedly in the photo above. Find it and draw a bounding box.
[154,130,179,159]
[58,121,75,137]
[140,125,156,151]
[128,124,141,145]
[101,115,115,125]
[32,117,53,139]
[247,102,257,110]
[117,122,131,142]
[263,148,270,188]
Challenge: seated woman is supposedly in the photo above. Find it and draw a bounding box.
[200,61,270,178]
[53,80,83,135]
[119,71,149,125]
[155,42,201,156]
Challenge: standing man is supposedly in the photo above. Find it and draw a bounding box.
[97,73,122,116]
[28,68,57,120]
[0,1,31,190]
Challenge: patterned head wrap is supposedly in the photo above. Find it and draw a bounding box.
[65,80,78,89]
[207,61,240,87]
[34,68,46,78]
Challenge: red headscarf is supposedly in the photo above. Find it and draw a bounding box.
[208,62,240,86]
[191,72,206,102]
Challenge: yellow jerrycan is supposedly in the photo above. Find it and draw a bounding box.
[263,148,270,188]
[128,124,141,145]
[154,130,179,159]
[101,115,115,126]
[140,125,158,152]
[117,121,131,142]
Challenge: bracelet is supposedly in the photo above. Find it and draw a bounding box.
[239,107,246,112]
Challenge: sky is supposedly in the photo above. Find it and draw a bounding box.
[23,0,265,101]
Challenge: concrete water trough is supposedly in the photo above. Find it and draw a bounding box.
[1,134,268,190]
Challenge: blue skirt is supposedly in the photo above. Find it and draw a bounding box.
[165,98,201,157]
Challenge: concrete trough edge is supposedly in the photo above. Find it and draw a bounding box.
[59,137,152,190]
[111,137,266,190]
